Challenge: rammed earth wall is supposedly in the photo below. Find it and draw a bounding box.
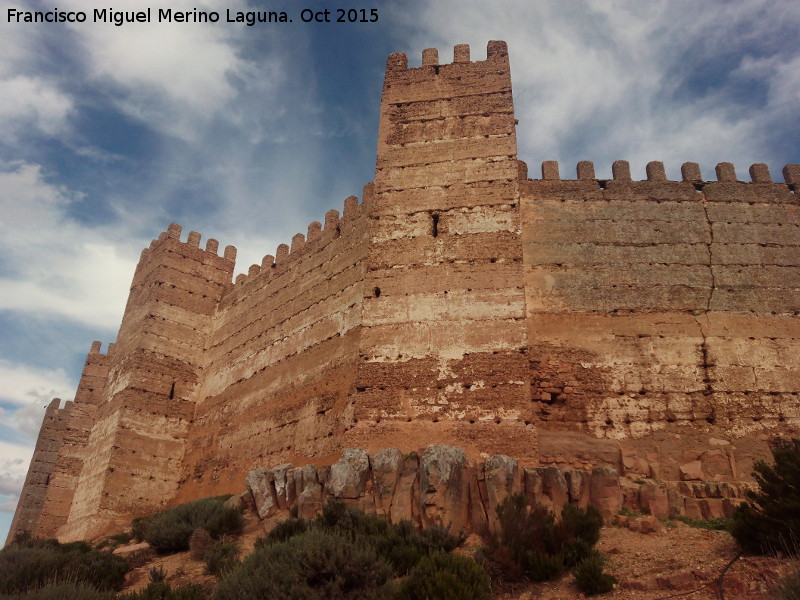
[8,41,800,544]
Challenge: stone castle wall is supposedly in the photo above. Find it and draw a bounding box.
[8,41,799,544]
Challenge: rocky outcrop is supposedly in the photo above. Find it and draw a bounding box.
[245,445,754,534]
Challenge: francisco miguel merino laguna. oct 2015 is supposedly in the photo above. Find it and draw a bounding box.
[6,7,380,26]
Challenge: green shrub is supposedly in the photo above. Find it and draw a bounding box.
[731,438,800,555]
[0,582,115,600]
[189,528,212,561]
[119,581,207,600]
[573,550,616,595]
[400,552,489,600]
[214,529,394,600]
[135,496,243,554]
[263,517,307,544]
[205,541,239,577]
[0,538,129,594]
[674,516,732,531]
[481,494,605,583]
[308,501,462,575]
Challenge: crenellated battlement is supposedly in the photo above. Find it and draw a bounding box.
[10,41,799,546]
[230,190,368,290]
[143,222,236,265]
[527,160,799,186]
[386,40,509,73]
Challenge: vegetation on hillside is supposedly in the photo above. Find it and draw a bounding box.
[0,537,129,598]
[214,500,483,600]
[478,494,615,594]
[131,496,243,554]
[731,438,800,556]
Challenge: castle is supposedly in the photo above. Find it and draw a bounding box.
[9,41,800,544]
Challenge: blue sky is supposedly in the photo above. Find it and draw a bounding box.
[1,0,798,542]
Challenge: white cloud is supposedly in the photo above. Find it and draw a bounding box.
[0,0,75,142]
[0,442,34,497]
[58,0,284,142]
[0,76,73,142]
[0,360,73,409]
[0,162,140,330]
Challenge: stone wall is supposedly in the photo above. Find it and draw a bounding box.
[523,161,800,443]
[175,196,370,504]
[244,445,751,535]
[8,41,799,545]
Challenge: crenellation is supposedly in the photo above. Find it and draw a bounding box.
[612,160,632,180]
[166,223,182,239]
[421,47,438,66]
[577,161,596,180]
[541,160,559,180]
[291,233,305,253]
[511,159,525,180]
[749,163,771,183]
[343,195,359,218]
[682,162,703,182]
[324,209,340,231]
[716,162,737,182]
[275,243,289,264]
[454,43,470,63]
[10,41,799,546]
[187,231,201,247]
[646,161,667,181]
[783,164,800,185]
[307,221,322,240]
[386,51,408,73]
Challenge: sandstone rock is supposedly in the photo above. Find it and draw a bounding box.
[391,452,419,523]
[723,497,745,517]
[566,470,590,508]
[297,465,322,520]
[639,515,664,534]
[542,466,569,517]
[698,498,725,519]
[523,467,545,509]
[112,541,153,567]
[484,454,522,531]
[466,461,488,532]
[589,467,621,521]
[699,448,735,480]
[639,483,669,519]
[656,571,696,590]
[372,448,403,517]
[419,444,469,532]
[679,460,704,481]
[271,464,293,510]
[223,493,246,512]
[246,467,278,519]
[683,497,702,519]
[667,488,685,518]
[327,448,370,499]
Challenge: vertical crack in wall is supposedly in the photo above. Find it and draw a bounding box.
[695,199,716,395]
